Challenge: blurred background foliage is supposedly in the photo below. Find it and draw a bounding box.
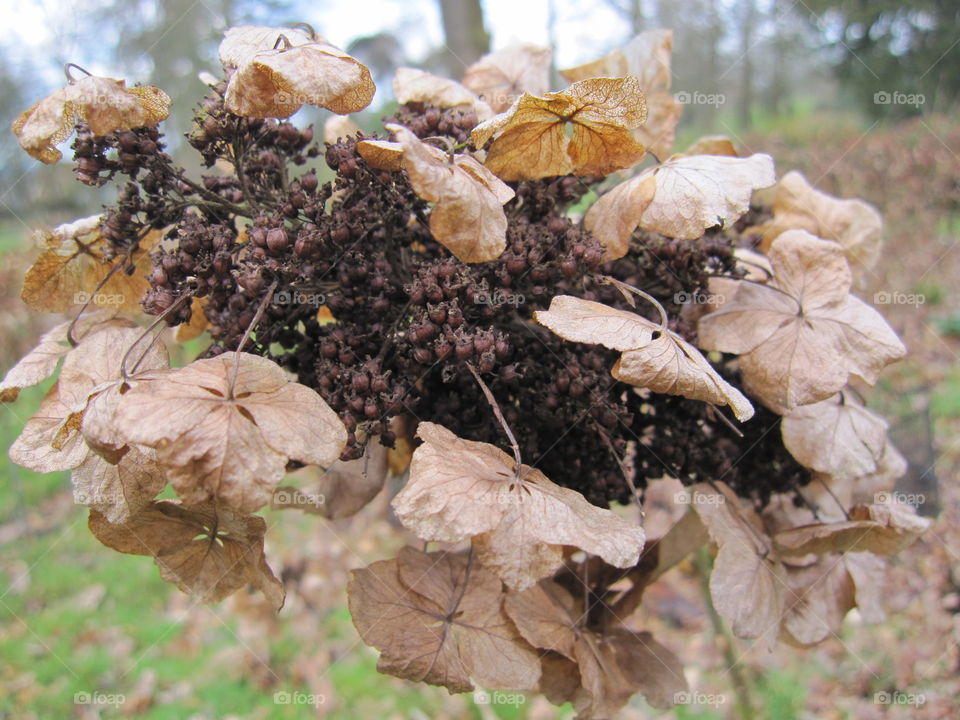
[0,2,958,719]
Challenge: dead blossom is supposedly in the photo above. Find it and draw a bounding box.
[2,23,925,718]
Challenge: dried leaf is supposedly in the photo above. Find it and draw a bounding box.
[534,295,754,421]
[585,152,775,261]
[393,68,492,120]
[111,352,347,514]
[347,546,541,693]
[375,124,514,263]
[21,215,158,314]
[697,230,906,411]
[462,45,552,112]
[89,500,284,609]
[392,422,644,590]
[221,26,375,118]
[781,392,888,479]
[471,77,648,181]
[755,171,883,280]
[13,76,170,163]
[691,482,785,650]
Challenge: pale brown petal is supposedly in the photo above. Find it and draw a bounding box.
[463,45,552,112]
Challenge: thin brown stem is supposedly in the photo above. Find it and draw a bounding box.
[466,363,523,480]
[227,279,278,400]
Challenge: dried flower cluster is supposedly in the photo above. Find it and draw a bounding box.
[5,25,929,717]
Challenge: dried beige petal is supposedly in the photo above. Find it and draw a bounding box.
[774,503,930,557]
[756,171,883,280]
[684,135,739,157]
[691,482,785,650]
[271,442,388,519]
[471,77,648,181]
[383,123,513,263]
[462,45,552,112]
[505,580,688,716]
[698,230,906,411]
[356,138,405,171]
[392,422,644,590]
[223,29,375,118]
[89,500,284,609]
[71,448,166,524]
[8,382,88,473]
[112,352,347,514]
[323,114,362,144]
[393,67,491,120]
[634,89,682,161]
[585,152,775,261]
[561,29,674,91]
[535,295,754,420]
[780,553,856,646]
[174,297,208,343]
[21,216,158,314]
[781,393,888,479]
[13,76,170,163]
[348,547,540,693]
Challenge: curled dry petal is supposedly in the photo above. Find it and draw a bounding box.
[505,580,688,717]
[221,26,375,118]
[393,67,492,120]
[21,215,159,314]
[360,124,514,263]
[697,230,906,412]
[391,422,645,590]
[89,500,284,609]
[691,482,785,651]
[323,114,362,144]
[585,152,775,261]
[754,170,883,281]
[111,352,347,514]
[347,546,541,693]
[781,392,888,480]
[462,45,552,112]
[773,503,930,557]
[13,76,170,163]
[71,448,166,524]
[534,295,754,421]
[470,77,648,181]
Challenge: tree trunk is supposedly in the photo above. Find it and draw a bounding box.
[436,0,491,77]
[738,0,757,128]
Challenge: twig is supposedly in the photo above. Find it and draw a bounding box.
[227,279,279,399]
[466,363,522,480]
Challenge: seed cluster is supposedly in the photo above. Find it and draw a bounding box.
[80,87,809,506]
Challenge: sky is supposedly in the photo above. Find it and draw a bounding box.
[5,0,634,87]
